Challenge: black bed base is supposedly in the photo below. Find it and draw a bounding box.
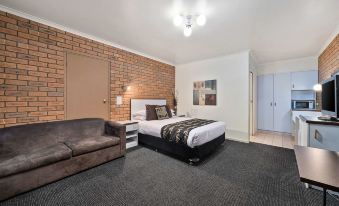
[138,133,225,165]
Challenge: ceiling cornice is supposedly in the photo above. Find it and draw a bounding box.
[0,4,175,66]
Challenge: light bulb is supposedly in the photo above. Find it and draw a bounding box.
[313,84,322,92]
[184,26,192,37]
[173,15,182,26]
[196,15,206,26]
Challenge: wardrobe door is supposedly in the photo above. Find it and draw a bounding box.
[274,73,291,133]
[257,74,274,131]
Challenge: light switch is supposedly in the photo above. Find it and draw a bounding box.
[116,96,122,105]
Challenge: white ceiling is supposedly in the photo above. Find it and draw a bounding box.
[1,0,338,65]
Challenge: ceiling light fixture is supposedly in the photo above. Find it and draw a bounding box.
[173,15,183,26]
[184,25,192,37]
[173,14,206,37]
[196,15,206,26]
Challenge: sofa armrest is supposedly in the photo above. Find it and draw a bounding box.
[105,121,126,155]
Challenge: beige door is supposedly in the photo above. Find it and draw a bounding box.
[66,52,110,120]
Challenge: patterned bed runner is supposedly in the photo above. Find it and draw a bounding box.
[160,119,216,145]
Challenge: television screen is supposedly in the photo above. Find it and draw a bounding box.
[322,79,335,112]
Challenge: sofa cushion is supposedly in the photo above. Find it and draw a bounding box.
[0,143,72,178]
[0,118,106,154]
[65,136,120,156]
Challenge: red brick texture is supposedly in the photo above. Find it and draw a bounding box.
[319,34,339,82]
[0,11,175,128]
[318,34,338,109]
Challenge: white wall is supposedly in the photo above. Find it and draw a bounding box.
[257,56,318,75]
[176,51,250,143]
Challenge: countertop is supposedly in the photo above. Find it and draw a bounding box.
[292,109,321,112]
[299,115,339,126]
[291,110,321,123]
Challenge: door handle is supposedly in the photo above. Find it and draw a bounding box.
[103,99,107,104]
[314,129,321,140]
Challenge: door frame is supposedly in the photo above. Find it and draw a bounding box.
[249,72,254,136]
[64,50,111,120]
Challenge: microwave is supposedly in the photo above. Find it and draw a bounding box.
[292,100,315,110]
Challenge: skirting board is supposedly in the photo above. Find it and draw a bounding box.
[226,130,250,143]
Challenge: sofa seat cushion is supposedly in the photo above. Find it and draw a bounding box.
[65,136,120,156]
[0,143,72,178]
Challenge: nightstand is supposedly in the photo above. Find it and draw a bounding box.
[117,120,139,149]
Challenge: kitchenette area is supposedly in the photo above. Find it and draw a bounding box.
[255,68,339,201]
[254,33,339,202]
[290,72,322,146]
[258,70,318,134]
[254,69,317,148]
[255,51,339,154]
[293,74,339,152]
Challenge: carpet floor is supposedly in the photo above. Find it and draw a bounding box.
[0,140,338,206]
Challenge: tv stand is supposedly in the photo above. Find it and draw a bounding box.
[298,115,339,153]
[318,116,339,121]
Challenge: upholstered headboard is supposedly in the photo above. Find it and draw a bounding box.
[130,99,166,120]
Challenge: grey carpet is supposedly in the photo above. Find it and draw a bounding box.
[1,141,338,206]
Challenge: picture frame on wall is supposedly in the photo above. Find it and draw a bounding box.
[193,79,217,106]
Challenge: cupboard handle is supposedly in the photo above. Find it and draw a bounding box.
[270,102,273,106]
[292,84,294,88]
[314,129,321,140]
[274,102,276,106]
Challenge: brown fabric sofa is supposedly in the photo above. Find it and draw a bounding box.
[0,118,126,201]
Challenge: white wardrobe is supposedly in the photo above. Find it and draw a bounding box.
[257,73,291,133]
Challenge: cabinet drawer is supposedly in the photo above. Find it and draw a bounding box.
[126,123,138,132]
[309,124,339,152]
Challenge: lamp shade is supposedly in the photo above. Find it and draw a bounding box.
[184,26,192,37]
[313,84,322,92]
[173,15,182,26]
[196,15,206,26]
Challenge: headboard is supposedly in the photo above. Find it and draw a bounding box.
[130,99,167,120]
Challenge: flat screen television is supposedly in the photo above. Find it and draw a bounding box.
[321,75,339,118]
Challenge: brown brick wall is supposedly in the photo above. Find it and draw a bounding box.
[0,11,175,128]
[319,34,339,82]
[318,34,338,109]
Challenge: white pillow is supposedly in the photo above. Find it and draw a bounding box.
[134,115,146,121]
[133,110,146,117]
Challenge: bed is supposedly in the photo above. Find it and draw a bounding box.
[131,99,226,164]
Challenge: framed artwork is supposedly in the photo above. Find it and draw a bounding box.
[193,79,217,105]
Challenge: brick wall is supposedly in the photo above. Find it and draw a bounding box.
[317,34,338,109]
[319,34,339,82]
[0,11,175,128]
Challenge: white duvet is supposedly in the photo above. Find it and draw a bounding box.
[138,117,226,148]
